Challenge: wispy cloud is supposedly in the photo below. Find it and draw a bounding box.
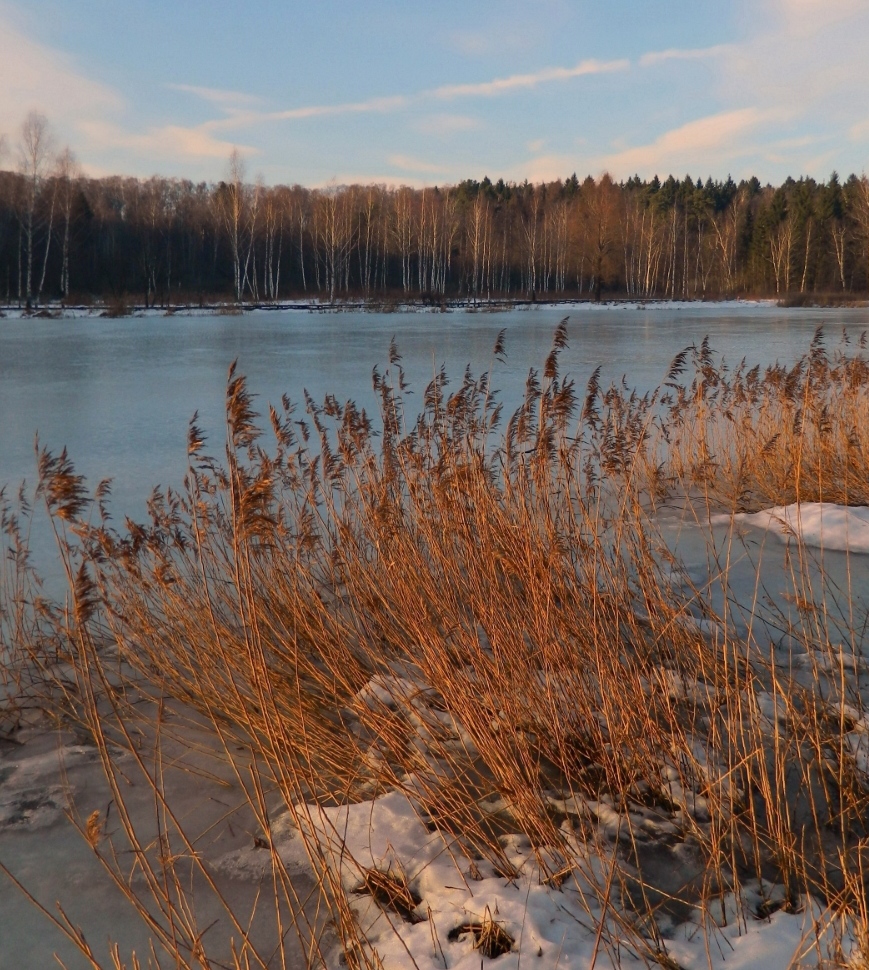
[445,2,571,59]
[167,84,263,108]
[80,119,254,162]
[191,59,625,137]
[639,45,730,67]
[447,23,542,58]
[597,108,775,177]
[200,95,410,133]
[270,95,408,122]
[433,59,628,99]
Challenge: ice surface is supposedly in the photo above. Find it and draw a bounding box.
[0,714,317,969]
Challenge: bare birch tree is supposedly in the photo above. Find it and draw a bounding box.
[711,189,746,296]
[18,111,54,309]
[467,192,491,302]
[222,148,247,302]
[768,218,795,295]
[521,190,541,296]
[55,147,79,300]
[392,188,414,294]
[315,186,355,304]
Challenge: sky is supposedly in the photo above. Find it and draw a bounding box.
[0,0,868,187]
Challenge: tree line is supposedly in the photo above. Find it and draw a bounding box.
[3,113,869,308]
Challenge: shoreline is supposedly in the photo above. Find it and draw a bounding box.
[1,295,858,320]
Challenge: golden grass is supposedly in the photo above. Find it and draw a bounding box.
[3,322,869,967]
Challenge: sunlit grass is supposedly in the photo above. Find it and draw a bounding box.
[3,323,869,968]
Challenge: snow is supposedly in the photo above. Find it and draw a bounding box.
[283,657,849,969]
[713,502,869,554]
[275,784,842,970]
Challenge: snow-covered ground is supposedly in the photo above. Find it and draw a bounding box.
[2,500,868,969]
[277,785,839,970]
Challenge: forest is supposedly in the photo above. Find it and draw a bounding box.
[3,120,869,308]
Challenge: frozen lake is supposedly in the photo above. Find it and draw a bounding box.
[4,302,869,505]
[1,300,869,581]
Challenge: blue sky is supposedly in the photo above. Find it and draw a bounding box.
[1,0,868,186]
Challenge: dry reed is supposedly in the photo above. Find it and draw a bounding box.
[3,321,869,968]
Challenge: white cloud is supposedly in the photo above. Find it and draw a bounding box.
[596,108,775,178]
[80,120,252,162]
[433,59,629,99]
[639,45,730,68]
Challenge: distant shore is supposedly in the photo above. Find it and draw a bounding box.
[4,294,869,320]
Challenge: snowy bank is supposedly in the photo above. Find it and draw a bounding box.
[286,779,842,970]
[713,502,869,554]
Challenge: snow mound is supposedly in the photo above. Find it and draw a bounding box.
[289,786,836,970]
[714,503,869,554]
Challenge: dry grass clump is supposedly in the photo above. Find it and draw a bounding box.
[652,328,869,507]
[4,321,869,967]
[103,294,131,318]
[447,905,514,958]
[353,867,423,924]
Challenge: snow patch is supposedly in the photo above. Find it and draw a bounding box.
[713,503,869,554]
[290,785,839,970]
